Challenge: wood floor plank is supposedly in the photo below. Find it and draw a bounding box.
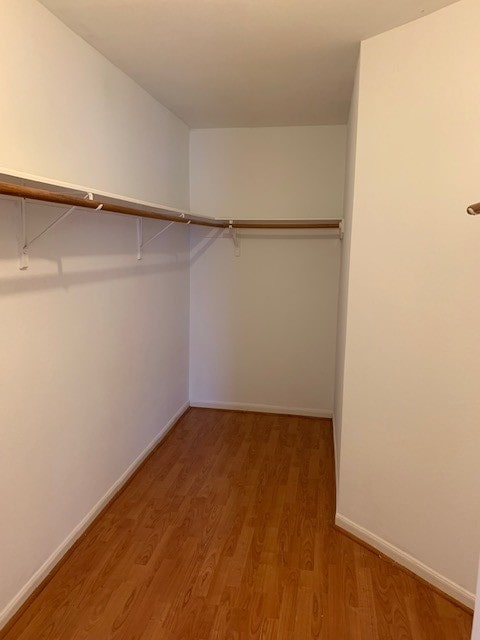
[1,408,473,640]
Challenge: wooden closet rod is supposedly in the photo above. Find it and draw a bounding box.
[467,202,480,215]
[0,182,340,230]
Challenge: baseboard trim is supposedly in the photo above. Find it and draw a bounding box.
[190,400,332,419]
[331,414,339,494]
[335,513,475,612]
[0,401,190,635]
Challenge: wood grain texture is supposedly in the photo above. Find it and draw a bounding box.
[333,525,473,615]
[0,182,340,229]
[1,408,473,640]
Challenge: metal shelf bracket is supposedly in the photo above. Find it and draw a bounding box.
[229,220,240,257]
[18,194,102,270]
[136,217,176,260]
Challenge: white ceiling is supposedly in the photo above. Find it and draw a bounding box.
[39,0,458,128]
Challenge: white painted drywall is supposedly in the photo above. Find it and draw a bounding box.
[336,0,480,604]
[0,0,190,627]
[0,0,189,208]
[473,559,480,638]
[333,61,359,484]
[189,126,345,415]
[189,126,346,220]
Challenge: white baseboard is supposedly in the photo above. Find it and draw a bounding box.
[0,401,190,632]
[331,414,339,494]
[190,400,332,419]
[335,513,475,610]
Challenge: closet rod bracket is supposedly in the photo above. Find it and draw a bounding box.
[18,199,28,270]
[18,194,102,270]
[136,218,143,260]
[339,220,344,240]
[136,217,176,260]
[229,221,240,257]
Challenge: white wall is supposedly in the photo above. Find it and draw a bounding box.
[189,126,345,415]
[0,0,190,627]
[190,126,345,219]
[0,0,189,208]
[335,0,480,607]
[333,62,359,483]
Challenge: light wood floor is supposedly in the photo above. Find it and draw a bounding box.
[2,408,472,639]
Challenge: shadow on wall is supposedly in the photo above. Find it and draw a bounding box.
[0,198,189,296]
[189,228,340,263]
[189,229,224,265]
[0,262,189,296]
